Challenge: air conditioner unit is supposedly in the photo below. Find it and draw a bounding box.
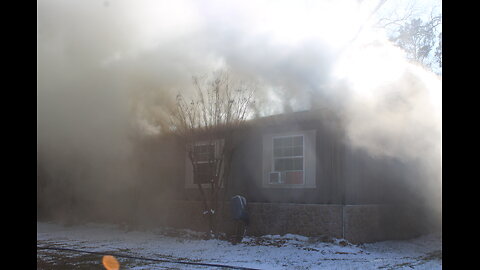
[269,171,282,184]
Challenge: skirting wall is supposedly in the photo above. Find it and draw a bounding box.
[154,201,425,243]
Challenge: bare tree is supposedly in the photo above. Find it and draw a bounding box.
[372,1,442,73]
[390,16,441,68]
[169,70,256,238]
[435,32,442,68]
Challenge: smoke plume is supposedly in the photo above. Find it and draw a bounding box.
[37,0,441,226]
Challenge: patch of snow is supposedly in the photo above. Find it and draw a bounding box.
[37,222,441,269]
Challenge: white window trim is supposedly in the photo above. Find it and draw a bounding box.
[185,139,224,189]
[262,130,316,189]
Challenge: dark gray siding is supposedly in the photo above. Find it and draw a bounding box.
[140,111,411,206]
[225,116,346,204]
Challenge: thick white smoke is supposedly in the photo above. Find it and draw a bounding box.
[38,0,441,224]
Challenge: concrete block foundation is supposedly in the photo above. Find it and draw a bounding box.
[157,201,426,243]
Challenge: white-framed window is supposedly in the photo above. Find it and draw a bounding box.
[263,130,316,188]
[185,139,224,188]
[270,135,305,184]
[192,143,216,185]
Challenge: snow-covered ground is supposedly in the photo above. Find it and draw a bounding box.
[37,222,442,269]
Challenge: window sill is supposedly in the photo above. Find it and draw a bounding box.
[262,183,316,189]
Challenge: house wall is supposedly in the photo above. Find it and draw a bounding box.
[134,111,414,206]
[224,118,346,204]
[342,204,427,243]
[127,111,425,242]
[342,147,409,205]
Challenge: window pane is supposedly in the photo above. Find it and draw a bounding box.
[272,135,305,177]
[285,158,294,170]
[293,158,303,170]
[194,163,213,184]
[293,146,303,156]
[274,158,304,171]
[196,162,211,173]
[284,137,293,147]
[273,147,282,157]
[283,147,293,157]
[293,136,303,146]
[275,146,297,157]
[274,136,303,157]
[194,144,215,161]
